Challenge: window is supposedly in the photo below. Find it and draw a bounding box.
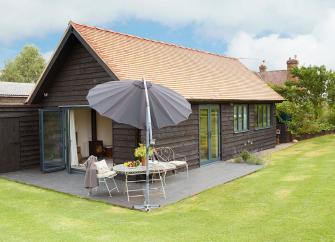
[255,104,271,129]
[234,104,248,132]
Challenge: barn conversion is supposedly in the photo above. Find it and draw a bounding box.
[0,21,283,173]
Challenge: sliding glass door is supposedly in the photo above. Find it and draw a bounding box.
[199,105,220,165]
[39,109,67,172]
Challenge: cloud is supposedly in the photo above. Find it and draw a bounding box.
[226,10,335,70]
[1,0,335,70]
[0,0,334,42]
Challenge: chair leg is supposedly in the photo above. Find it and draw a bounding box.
[163,171,167,185]
[112,177,119,192]
[104,178,113,197]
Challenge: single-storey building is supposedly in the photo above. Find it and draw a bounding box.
[0,21,283,173]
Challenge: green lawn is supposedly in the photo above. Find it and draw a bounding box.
[1,135,335,242]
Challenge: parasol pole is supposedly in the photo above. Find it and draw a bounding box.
[134,77,159,211]
[144,77,151,210]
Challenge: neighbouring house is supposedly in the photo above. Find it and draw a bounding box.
[256,57,299,143]
[257,56,299,86]
[0,81,35,104]
[0,21,283,173]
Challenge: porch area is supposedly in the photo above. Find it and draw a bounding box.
[0,161,262,209]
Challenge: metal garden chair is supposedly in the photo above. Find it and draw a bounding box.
[154,147,189,178]
[95,159,119,197]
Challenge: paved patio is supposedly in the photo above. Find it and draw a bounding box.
[0,161,262,209]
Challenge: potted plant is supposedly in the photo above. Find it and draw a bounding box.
[134,143,153,166]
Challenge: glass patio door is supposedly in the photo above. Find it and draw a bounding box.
[199,105,220,165]
[39,109,66,172]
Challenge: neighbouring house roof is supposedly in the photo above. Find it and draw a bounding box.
[0,81,35,97]
[258,70,288,86]
[28,22,283,103]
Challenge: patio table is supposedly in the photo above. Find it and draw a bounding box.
[113,162,176,201]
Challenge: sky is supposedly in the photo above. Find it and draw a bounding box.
[0,0,335,71]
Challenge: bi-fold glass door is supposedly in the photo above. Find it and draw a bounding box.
[199,105,221,165]
[39,109,67,172]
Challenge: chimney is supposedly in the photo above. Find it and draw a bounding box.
[287,55,299,80]
[259,60,267,72]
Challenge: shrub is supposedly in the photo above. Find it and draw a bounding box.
[233,156,243,163]
[276,101,334,135]
[247,154,264,165]
[240,150,251,161]
[233,150,264,165]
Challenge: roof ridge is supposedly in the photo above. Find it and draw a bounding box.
[260,69,287,73]
[69,21,237,60]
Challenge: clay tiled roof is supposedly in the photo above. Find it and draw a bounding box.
[0,81,35,97]
[70,22,283,101]
[258,70,288,86]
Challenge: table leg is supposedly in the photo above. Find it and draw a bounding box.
[125,174,130,202]
[159,172,166,199]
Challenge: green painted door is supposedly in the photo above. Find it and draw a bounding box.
[199,105,220,165]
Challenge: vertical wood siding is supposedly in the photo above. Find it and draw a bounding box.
[221,103,276,160]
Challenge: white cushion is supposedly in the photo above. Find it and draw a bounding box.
[97,170,117,179]
[95,160,110,174]
[168,160,187,167]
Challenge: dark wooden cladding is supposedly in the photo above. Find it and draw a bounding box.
[39,36,114,106]
[0,106,40,172]
[141,105,199,168]
[112,122,139,165]
[221,103,276,160]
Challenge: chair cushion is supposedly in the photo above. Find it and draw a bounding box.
[97,170,117,179]
[168,160,187,167]
[95,160,110,174]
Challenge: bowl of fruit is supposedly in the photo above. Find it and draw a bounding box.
[124,160,141,168]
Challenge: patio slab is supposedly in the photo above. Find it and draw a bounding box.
[0,160,262,209]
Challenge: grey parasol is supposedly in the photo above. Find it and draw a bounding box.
[87,79,191,211]
[86,80,191,129]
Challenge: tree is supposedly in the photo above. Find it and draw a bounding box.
[326,72,335,106]
[0,45,46,83]
[291,65,332,113]
[275,65,335,135]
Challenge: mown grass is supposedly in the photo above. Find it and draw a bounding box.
[1,135,335,241]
